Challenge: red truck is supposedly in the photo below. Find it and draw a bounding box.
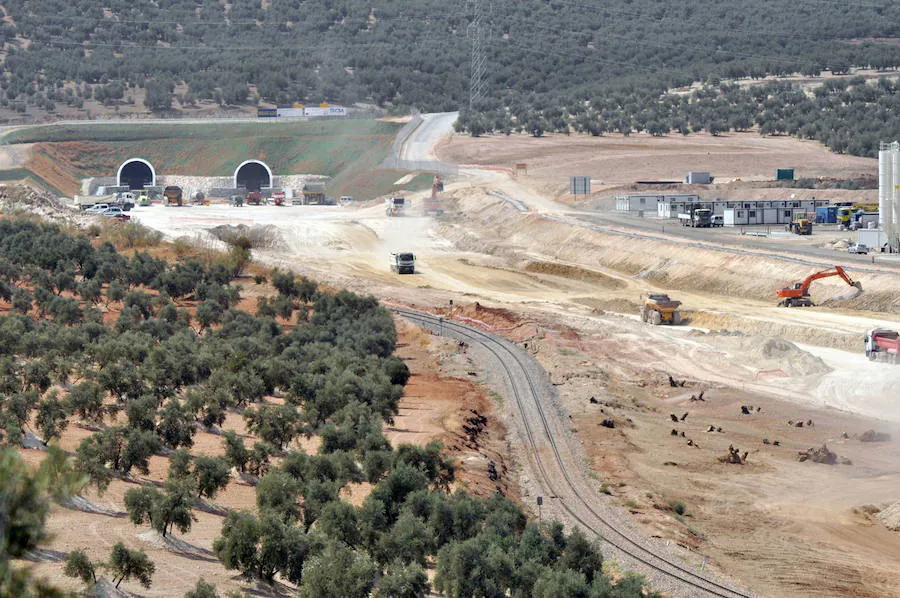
[272,190,286,206]
[865,329,900,364]
[245,191,263,205]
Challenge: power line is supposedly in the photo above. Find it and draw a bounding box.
[467,0,491,110]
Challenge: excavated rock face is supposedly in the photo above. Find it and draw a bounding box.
[876,501,900,532]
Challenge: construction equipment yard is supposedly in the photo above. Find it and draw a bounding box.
[115,114,900,597]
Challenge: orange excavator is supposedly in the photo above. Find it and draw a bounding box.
[776,266,862,307]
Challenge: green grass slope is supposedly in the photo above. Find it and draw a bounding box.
[8,119,412,199]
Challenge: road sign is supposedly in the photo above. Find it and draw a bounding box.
[570,176,591,195]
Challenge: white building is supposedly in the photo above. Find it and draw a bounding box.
[659,199,828,221]
[615,193,699,213]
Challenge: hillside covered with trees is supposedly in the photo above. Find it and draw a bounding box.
[4,1,900,155]
[0,216,659,597]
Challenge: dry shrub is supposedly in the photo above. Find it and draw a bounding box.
[98,221,163,249]
[171,236,196,259]
[209,224,280,249]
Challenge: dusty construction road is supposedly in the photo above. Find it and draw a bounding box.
[126,115,900,597]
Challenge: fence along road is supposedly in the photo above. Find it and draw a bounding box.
[393,307,754,598]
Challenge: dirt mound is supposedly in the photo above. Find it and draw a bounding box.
[876,500,900,531]
[707,332,831,376]
[523,261,625,288]
[448,301,522,330]
[573,296,641,314]
[0,185,68,217]
[859,429,892,442]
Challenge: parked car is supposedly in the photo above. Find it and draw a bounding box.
[110,213,132,222]
[848,243,869,254]
[85,203,110,213]
[711,214,724,227]
[100,207,124,217]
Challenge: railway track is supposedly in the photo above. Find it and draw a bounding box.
[393,307,753,598]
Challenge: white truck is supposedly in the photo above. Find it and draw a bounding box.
[385,197,406,217]
[390,252,416,274]
[678,208,712,227]
[75,192,135,211]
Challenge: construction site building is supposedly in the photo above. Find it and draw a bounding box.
[615,193,699,213]
[659,198,828,220]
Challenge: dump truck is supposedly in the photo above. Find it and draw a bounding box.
[677,208,712,228]
[424,175,445,215]
[76,193,133,211]
[163,186,183,206]
[245,191,263,205]
[640,293,682,325]
[386,197,406,217]
[865,329,900,364]
[787,212,813,235]
[390,252,415,274]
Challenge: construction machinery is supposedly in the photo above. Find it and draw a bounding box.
[390,252,416,274]
[776,265,862,307]
[190,190,208,206]
[865,329,900,364]
[245,191,263,206]
[386,197,406,217]
[838,203,879,229]
[163,186,183,206]
[138,190,150,206]
[787,212,813,235]
[424,175,445,215]
[272,190,286,206]
[641,293,682,325]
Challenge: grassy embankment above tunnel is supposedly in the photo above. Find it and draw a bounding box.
[2,119,429,198]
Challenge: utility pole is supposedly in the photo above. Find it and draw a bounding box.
[467,0,490,111]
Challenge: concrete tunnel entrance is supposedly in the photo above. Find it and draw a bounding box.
[234,160,273,192]
[117,159,156,190]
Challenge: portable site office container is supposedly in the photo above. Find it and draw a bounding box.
[685,171,711,184]
[725,207,813,226]
[616,194,663,212]
[618,193,699,214]
[816,206,838,223]
[684,200,828,224]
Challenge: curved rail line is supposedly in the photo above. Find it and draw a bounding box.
[393,307,753,598]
